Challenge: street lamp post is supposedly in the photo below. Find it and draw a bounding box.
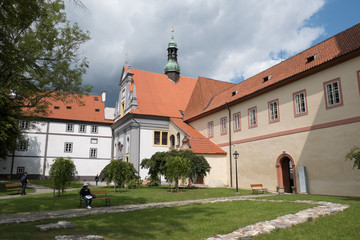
[233,150,239,193]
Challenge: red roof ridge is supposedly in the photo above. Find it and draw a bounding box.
[184,23,360,121]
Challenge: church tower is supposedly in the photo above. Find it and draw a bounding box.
[164,29,180,83]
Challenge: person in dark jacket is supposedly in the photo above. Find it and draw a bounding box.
[20,172,30,195]
[80,182,96,209]
[95,174,99,186]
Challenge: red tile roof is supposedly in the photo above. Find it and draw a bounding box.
[183,76,235,121]
[42,94,113,124]
[125,67,198,118]
[171,117,226,155]
[184,23,360,121]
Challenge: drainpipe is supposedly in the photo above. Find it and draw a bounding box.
[225,102,233,187]
[131,114,141,176]
[42,121,50,178]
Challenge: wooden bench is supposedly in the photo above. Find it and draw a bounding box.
[6,183,22,193]
[250,184,268,194]
[79,190,111,207]
[141,180,150,185]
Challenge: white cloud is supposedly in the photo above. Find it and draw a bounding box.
[65,0,326,106]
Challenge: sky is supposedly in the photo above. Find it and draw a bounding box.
[65,0,360,107]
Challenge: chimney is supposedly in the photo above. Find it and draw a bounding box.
[101,91,106,107]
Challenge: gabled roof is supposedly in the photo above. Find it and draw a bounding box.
[124,67,197,118]
[184,23,360,121]
[183,77,235,121]
[171,118,226,155]
[43,94,113,124]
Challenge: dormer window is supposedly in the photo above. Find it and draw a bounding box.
[66,106,72,109]
[306,53,318,63]
[94,97,99,101]
[95,109,100,112]
[54,106,60,110]
[263,75,271,82]
[232,90,238,96]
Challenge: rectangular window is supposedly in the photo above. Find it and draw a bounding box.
[91,125,98,134]
[268,99,279,123]
[220,117,227,135]
[293,90,308,117]
[17,167,25,174]
[120,101,125,117]
[153,130,169,146]
[18,139,28,151]
[125,155,129,163]
[208,121,214,138]
[90,148,97,158]
[248,107,257,128]
[64,142,73,153]
[79,124,86,133]
[358,70,360,96]
[19,120,29,130]
[324,78,343,109]
[90,138,98,144]
[66,123,74,132]
[233,112,241,132]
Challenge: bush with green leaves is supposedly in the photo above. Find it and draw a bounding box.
[165,155,191,192]
[141,150,211,187]
[100,159,139,192]
[49,157,77,196]
[345,146,360,169]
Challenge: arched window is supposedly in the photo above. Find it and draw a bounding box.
[177,133,181,146]
[170,135,175,147]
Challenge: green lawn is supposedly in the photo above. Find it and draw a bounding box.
[1,183,359,240]
[0,200,312,240]
[255,194,360,240]
[0,184,252,214]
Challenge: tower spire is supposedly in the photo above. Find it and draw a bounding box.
[164,26,180,83]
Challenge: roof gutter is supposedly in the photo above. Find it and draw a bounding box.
[131,114,141,176]
[225,102,233,188]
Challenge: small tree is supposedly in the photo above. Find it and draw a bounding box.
[49,157,77,197]
[141,150,211,187]
[165,155,190,192]
[345,146,360,169]
[100,159,139,192]
[140,152,168,186]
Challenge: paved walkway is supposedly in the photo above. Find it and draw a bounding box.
[0,183,349,239]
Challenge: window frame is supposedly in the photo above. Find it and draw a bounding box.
[323,78,343,110]
[91,125,98,134]
[90,148,97,158]
[233,112,241,132]
[220,117,227,135]
[18,139,28,151]
[19,120,29,130]
[66,123,74,132]
[358,70,360,96]
[79,124,86,133]
[153,130,169,147]
[64,142,73,153]
[207,121,214,138]
[248,106,258,128]
[268,99,280,123]
[293,90,308,117]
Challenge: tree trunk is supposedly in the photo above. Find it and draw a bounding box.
[175,180,179,192]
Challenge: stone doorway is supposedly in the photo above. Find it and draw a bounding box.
[276,153,296,193]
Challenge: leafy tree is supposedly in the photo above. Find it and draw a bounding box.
[0,0,91,159]
[165,155,190,192]
[141,150,211,187]
[140,151,168,186]
[345,146,360,169]
[49,157,77,196]
[100,160,139,192]
[176,150,211,184]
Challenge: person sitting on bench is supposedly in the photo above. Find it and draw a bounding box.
[80,182,96,209]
